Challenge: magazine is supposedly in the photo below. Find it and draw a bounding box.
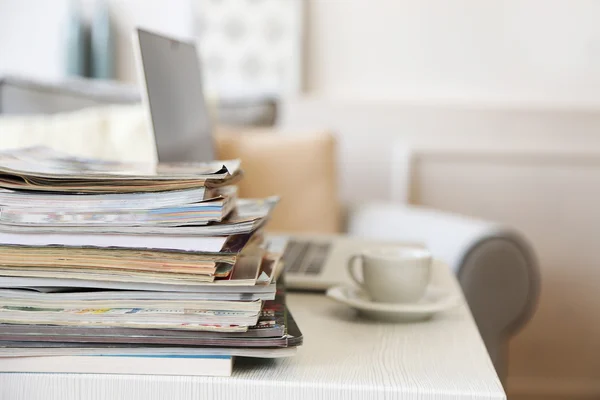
[0,146,242,192]
[0,197,277,235]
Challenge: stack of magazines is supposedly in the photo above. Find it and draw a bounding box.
[0,147,302,377]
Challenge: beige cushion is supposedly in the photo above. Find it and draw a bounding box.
[216,128,342,233]
[0,105,157,163]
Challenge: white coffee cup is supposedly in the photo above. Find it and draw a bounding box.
[347,247,432,303]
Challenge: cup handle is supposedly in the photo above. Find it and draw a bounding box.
[347,254,364,286]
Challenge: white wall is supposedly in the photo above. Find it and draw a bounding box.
[0,0,69,79]
[305,0,600,106]
[3,0,600,106]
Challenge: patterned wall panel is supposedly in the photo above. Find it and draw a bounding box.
[192,0,303,99]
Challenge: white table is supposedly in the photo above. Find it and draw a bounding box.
[0,261,505,400]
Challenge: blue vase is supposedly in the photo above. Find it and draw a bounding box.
[64,0,87,77]
[90,0,113,80]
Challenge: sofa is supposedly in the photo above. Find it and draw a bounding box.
[0,76,540,384]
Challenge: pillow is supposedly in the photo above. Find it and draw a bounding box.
[0,105,157,163]
[215,128,342,233]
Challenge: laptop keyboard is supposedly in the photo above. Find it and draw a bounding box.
[283,240,331,275]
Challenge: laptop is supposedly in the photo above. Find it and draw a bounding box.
[133,28,215,163]
[133,28,383,291]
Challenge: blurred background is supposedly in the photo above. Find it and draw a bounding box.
[1,1,600,399]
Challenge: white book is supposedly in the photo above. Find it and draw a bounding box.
[0,288,275,302]
[0,346,296,358]
[0,354,233,376]
[0,276,277,293]
[0,187,215,210]
[0,231,229,252]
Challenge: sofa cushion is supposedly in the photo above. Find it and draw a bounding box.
[216,128,342,233]
[0,105,157,163]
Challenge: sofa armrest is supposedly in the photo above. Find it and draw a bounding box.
[347,202,540,382]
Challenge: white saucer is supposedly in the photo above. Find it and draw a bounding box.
[326,284,461,323]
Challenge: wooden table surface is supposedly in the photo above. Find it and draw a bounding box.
[0,261,505,400]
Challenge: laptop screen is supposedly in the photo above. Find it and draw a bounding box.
[135,28,215,163]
